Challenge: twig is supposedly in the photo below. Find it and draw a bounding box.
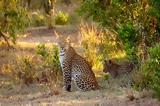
[0,31,10,47]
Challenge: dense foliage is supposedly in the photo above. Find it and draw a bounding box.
[134,43,160,99]
[0,0,28,45]
[36,43,61,74]
[78,0,160,62]
[0,0,57,45]
[78,0,160,98]
[80,23,124,70]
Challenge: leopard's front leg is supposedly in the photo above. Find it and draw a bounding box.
[62,60,72,92]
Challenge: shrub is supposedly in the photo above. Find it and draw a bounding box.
[78,0,159,64]
[0,0,28,45]
[1,43,62,86]
[35,43,62,83]
[28,12,46,27]
[117,21,139,62]
[79,23,124,70]
[133,43,160,99]
[36,43,49,57]
[6,56,38,85]
[55,11,69,25]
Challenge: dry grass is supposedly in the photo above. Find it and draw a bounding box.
[0,0,159,105]
[0,42,62,97]
[79,22,125,71]
[0,36,160,106]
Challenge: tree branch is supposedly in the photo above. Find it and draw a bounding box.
[0,31,10,47]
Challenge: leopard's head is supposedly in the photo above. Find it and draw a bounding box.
[54,31,71,52]
[103,60,112,73]
[103,59,120,73]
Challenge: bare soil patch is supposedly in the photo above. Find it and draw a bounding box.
[18,26,79,44]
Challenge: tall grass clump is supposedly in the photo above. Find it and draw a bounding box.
[1,56,39,85]
[79,22,124,70]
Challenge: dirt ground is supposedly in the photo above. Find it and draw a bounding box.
[0,26,160,106]
[18,26,80,44]
[0,74,160,106]
[0,88,160,106]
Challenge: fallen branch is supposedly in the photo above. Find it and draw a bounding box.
[0,31,10,47]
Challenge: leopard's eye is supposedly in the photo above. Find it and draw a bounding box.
[61,47,66,51]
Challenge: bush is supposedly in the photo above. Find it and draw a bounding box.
[28,12,46,27]
[4,56,39,85]
[35,43,62,83]
[0,0,28,44]
[36,43,61,71]
[80,23,103,70]
[55,11,69,25]
[133,43,160,99]
[79,23,124,70]
[117,22,139,62]
[15,57,37,85]
[1,43,62,86]
[78,0,159,64]
[36,43,49,57]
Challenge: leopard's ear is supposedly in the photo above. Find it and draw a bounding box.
[54,31,60,40]
[54,31,61,44]
[66,36,71,45]
[104,60,107,63]
[108,59,113,64]
[54,31,66,44]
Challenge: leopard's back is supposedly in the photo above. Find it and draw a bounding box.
[72,54,94,76]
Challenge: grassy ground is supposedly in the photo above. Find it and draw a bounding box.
[0,1,159,105]
[0,26,160,106]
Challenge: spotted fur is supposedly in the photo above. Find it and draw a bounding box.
[58,41,99,91]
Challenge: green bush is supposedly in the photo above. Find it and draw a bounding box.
[0,0,28,44]
[78,0,159,63]
[28,12,46,27]
[117,22,139,62]
[36,43,61,71]
[134,43,160,99]
[36,43,49,57]
[55,11,69,25]
[35,43,61,83]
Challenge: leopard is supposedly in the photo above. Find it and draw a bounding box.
[56,34,99,92]
[103,59,134,87]
[103,59,134,78]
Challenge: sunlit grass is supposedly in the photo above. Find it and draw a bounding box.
[108,50,126,59]
[79,22,126,71]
